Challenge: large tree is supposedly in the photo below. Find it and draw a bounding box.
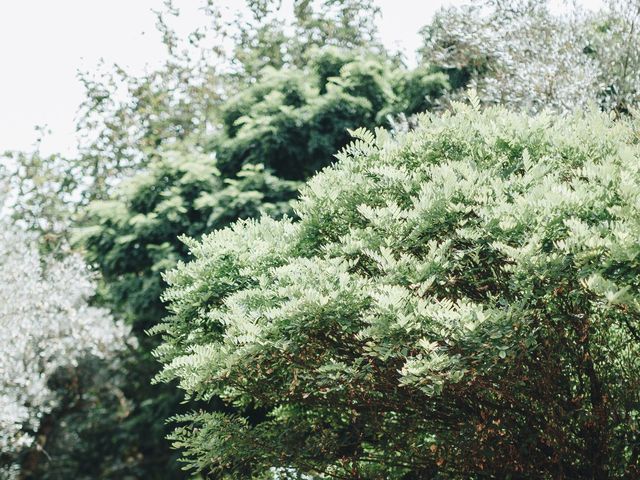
[155,103,640,478]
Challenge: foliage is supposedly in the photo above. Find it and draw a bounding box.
[62,1,407,475]
[19,1,640,477]
[587,0,640,113]
[1,149,78,249]
[420,0,599,112]
[22,350,188,480]
[72,0,385,201]
[213,49,447,180]
[73,149,297,480]
[229,0,384,81]
[80,46,447,335]
[74,52,221,202]
[72,2,228,202]
[79,149,298,334]
[0,197,131,478]
[387,65,451,118]
[155,105,640,478]
[419,0,640,114]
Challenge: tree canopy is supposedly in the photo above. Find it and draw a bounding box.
[155,104,640,478]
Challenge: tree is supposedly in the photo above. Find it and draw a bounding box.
[154,103,640,478]
[419,0,640,115]
[0,184,131,478]
[72,1,228,202]
[420,0,599,112]
[587,0,640,113]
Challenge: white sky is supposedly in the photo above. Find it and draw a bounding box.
[0,0,604,157]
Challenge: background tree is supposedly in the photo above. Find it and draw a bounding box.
[587,0,640,113]
[420,0,599,112]
[419,0,640,114]
[0,179,131,479]
[155,104,640,478]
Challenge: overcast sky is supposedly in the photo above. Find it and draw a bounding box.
[0,0,604,156]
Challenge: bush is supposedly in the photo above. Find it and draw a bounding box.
[155,103,640,478]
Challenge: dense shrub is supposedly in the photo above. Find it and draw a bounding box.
[155,104,640,478]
